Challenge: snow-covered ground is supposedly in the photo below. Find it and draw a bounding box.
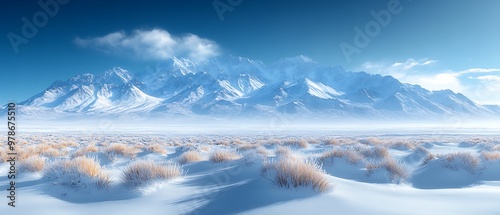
[1,130,499,215]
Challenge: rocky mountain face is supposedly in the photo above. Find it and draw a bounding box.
[8,55,499,120]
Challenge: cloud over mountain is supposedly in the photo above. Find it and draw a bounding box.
[360,59,500,105]
[75,28,220,61]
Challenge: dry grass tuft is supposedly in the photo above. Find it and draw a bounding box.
[283,139,308,148]
[178,151,203,164]
[44,156,111,189]
[40,148,66,157]
[415,146,435,165]
[274,146,293,156]
[231,139,247,145]
[215,140,231,146]
[494,145,500,151]
[383,158,409,182]
[16,144,67,160]
[415,146,430,154]
[19,156,45,172]
[263,138,282,146]
[237,143,259,151]
[36,144,52,152]
[262,157,329,192]
[324,138,356,146]
[72,145,100,158]
[388,140,416,150]
[360,137,386,146]
[200,146,211,152]
[86,144,99,152]
[104,143,141,160]
[59,140,79,148]
[481,151,500,161]
[308,139,321,145]
[365,158,409,183]
[324,139,341,145]
[422,153,436,165]
[365,161,381,175]
[209,150,241,163]
[320,149,364,165]
[123,160,182,186]
[0,149,7,163]
[256,147,271,157]
[147,144,167,155]
[17,147,39,161]
[441,152,481,173]
[361,146,389,159]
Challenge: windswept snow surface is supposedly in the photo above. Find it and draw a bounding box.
[1,129,499,215]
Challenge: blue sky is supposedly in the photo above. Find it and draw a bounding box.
[1,0,500,105]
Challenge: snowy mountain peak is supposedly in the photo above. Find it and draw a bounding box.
[69,73,95,84]
[100,67,132,84]
[171,57,196,73]
[149,57,197,77]
[304,78,344,99]
[9,55,500,119]
[278,55,316,64]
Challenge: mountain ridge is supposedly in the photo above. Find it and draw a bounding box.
[3,55,499,120]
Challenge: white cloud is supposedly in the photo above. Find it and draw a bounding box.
[75,29,220,61]
[459,68,500,74]
[359,58,500,105]
[361,58,437,80]
[413,73,462,92]
[389,58,437,72]
[476,75,500,81]
[422,60,437,65]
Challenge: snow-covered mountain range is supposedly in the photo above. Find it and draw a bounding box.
[5,55,500,120]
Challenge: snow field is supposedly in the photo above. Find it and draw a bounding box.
[0,133,499,214]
